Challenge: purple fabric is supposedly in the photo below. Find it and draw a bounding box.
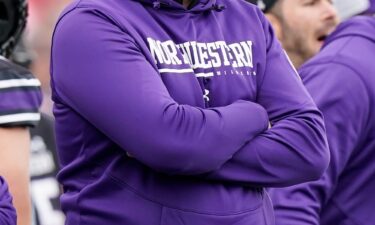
[0,89,41,113]
[0,177,16,225]
[51,0,329,224]
[0,59,42,127]
[270,16,375,225]
[366,0,375,13]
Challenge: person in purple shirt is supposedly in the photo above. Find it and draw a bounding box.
[0,177,16,225]
[250,0,375,224]
[51,0,330,224]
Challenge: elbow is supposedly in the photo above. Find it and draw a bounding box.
[301,144,330,182]
[281,150,329,187]
[300,110,330,181]
[286,134,330,185]
[308,148,330,181]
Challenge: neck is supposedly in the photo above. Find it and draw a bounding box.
[182,0,192,8]
[286,51,304,69]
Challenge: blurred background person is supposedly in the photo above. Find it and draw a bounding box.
[0,0,42,225]
[249,0,338,69]
[10,0,70,224]
[249,0,375,224]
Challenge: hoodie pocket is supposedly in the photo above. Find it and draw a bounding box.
[160,203,270,225]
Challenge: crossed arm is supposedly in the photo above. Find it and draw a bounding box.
[52,8,329,186]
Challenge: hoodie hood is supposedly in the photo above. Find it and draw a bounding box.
[324,16,375,48]
[134,0,226,12]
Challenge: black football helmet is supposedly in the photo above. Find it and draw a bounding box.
[0,0,27,57]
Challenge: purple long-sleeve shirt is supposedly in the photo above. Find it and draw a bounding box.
[0,177,16,225]
[270,16,375,225]
[51,0,329,224]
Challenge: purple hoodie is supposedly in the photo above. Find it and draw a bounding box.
[270,16,375,225]
[0,177,16,225]
[51,0,329,224]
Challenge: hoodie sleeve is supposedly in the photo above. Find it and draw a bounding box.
[0,177,16,225]
[203,12,329,187]
[269,63,369,225]
[50,7,269,175]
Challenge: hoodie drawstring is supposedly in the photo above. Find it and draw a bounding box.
[153,1,161,9]
[152,0,171,9]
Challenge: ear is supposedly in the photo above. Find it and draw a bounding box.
[265,13,283,41]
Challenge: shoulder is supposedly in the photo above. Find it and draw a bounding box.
[0,59,42,127]
[0,58,35,80]
[0,58,41,92]
[300,59,364,92]
[300,60,369,112]
[0,58,41,93]
[55,0,137,26]
[300,32,375,93]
